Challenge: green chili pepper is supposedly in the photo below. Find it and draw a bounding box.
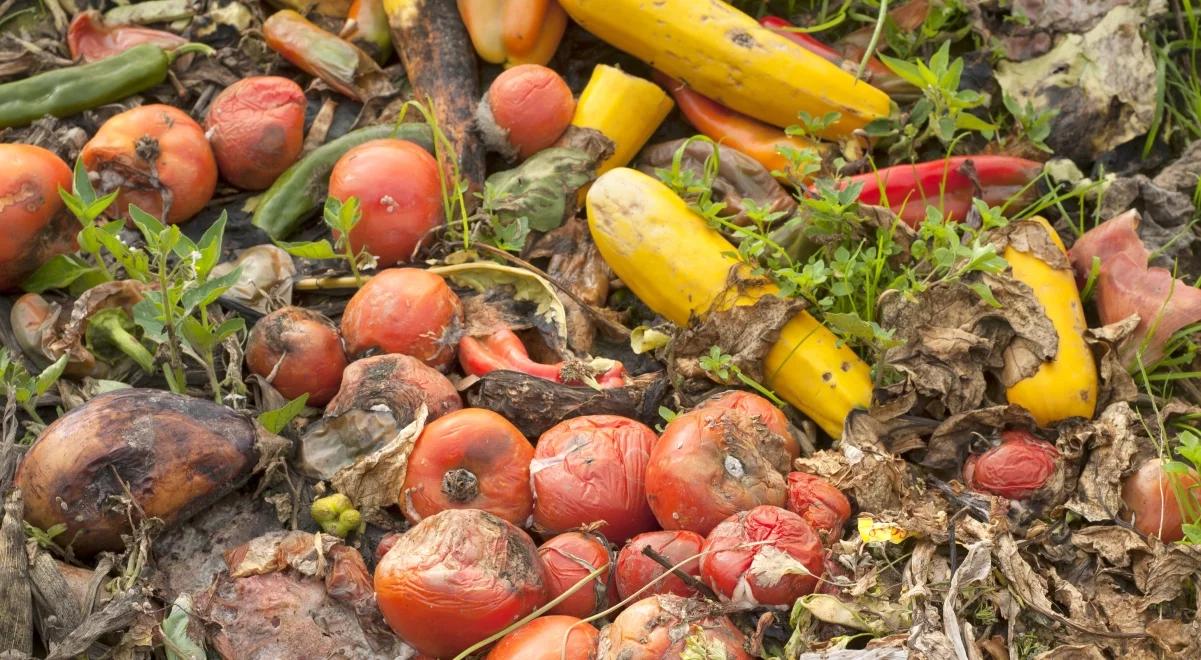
[251,122,434,239]
[0,42,212,129]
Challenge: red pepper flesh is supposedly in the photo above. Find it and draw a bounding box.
[67,10,186,63]
[459,327,626,388]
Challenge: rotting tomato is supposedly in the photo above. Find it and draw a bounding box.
[340,268,463,367]
[696,390,798,461]
[537,531,617,619]
[644,408,792,535]
[477,64,575,160]
[596,594,752,660]
[328,139,444,267]
[246,306,347,407]
[326,353,463,425]
[963,429,1060,500]
[700,505,824,607]
[531,415,658,543]
[1121,458,1201,543]
[615,530,705,600]
[485,615,599,660]
[0,144,76,291]
[374,509,548,658]
[205,76,306,190]
[400,408,534,526]
[785,472,851,543]
[81,104,217,224]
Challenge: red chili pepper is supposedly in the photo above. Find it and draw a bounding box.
[760,16,915,99]
[459,327,626,388]
[67,10,186,63]
[654,72,827,175]
[843,155,1043,227]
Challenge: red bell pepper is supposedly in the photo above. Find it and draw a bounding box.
[844,155,1043,227]
[760,16,916,99]
[459,327,627,388]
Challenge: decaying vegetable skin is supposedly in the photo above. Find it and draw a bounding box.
[15,388,270,556]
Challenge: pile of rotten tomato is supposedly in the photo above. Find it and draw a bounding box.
[2,0,1201,659]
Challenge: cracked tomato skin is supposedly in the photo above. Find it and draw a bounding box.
[785,472,851,543]
[205,76,306,190]
[1122,458,1200,543]
[0,144,75,291]
[340,267,463,367]
[532,415,659,543]
[696,390,798,461]
[645,408,791,535]
[374,509,548,658]
[537,531,617,619]
[700,505,824,607]
[597,594,751,660]
[485,615,599,660]
[328,138,444,267]
[963,430,1059,500]
[615,529,705,600]
[81,104,217,224]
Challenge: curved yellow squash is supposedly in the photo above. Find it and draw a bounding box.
[587,168,872,438]
[1004,217,1097,425]
[557,0,890,139]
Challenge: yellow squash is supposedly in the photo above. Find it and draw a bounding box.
[557,0,890,139]
[570,64,674,175]
[587,168,872,438]
[1004,217,1097,425]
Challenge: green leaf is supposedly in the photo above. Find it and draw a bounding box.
[132,297,167,341]
[72,157,96,205]
[33,355,68,396]
[879,53,926,88]
[483,147,600,235]
[180,317,214,352]
[212,316,246,343]
[258,394,310,435]
[967,281,1002,308]
[275,239,340,260]
[128,204,167,238]
[181,266,243,313]
[323,196,362,235]
[195,212,228,278]
[21,254,98,293]
[162,594,206,660]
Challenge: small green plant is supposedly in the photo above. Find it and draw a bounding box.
[1166,426,1201,543]
[698,346,787,407]
[0,348,67,435]
[1002,93,1056,153]
[277,195,374,285]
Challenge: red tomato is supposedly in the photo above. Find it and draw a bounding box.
[375,509,548,658]
[700,506,824,607]
[326,353,462,423]
[246,306,346,406]
[644,408,791,535]
[401,408,534,526]
[328,139,443,266]
[537,531,616,618]
[81,104,217,224]
[480,64,575,159]
[0,144,76,291]
[1122,458,1201,543]
[615,530,705,600]
[532,415,658,543]
[596,594,751,659]
[205,76,306,190]
[696,390,798,461]
[340,268,463,367]
[785,472,851,543]
[486,616,599,660]
[963,429,1059,500]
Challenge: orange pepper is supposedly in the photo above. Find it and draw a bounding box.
[458,0,566,66]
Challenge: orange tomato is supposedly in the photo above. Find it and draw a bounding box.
[0,144,75,290]
[205,76,306,190]
[246,306,347,406]
[340,268,463,367]
[486,616,599,660]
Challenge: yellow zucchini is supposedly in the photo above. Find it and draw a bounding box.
[587,167,872,438]
[557,0,890,139]
[1004,216,1097,425]
[570,64,673,175]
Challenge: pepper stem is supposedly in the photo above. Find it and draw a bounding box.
[167,42,216,63]
[86,309,156,373]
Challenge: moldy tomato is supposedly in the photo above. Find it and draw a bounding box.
[963,429,1059,500]
[205,76,306,190]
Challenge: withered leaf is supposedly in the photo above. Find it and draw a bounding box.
[1062,402,1148,522]
[484,147,604,233]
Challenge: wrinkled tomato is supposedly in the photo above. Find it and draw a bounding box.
[0,144,75,291]
[537,531,617,618]
[1122,458,1200,543]
[401,408,534,525]
[246,306,347,406]
[205,76,307,190]
[485,615,599,660]
[963,429,1059,500]
[596,594,751,659]
[340,268,463,367]
[615,530,705,600]
[81,104,217,224]
[532,415,658,543]
[785,472,851,543]
[375,509,548,658]
[696,390,798,461]
[700,505,824,607]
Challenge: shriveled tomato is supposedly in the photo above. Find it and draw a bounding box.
[401,408,534,525]
[645,408,792,535]
[537,531,616,618]
[81,104,217,224]
[963,429,1059,500]
[696,390,798,461]
[375,509,548,658]
[328,139,444,267]
[532,415,658,543]
[1122,458,1200,543]
[340,268,462,367]
[67,10,186,62]
[785,472,851,543]
[700,505,824,607]
[205,76,306,190]
[246,306,346,406]
[597,594,751,660]
[0,144,75,291]
[486,615,599,660]
[478,64,575,160]
[615,530,705,600]
[327,353,462,424]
